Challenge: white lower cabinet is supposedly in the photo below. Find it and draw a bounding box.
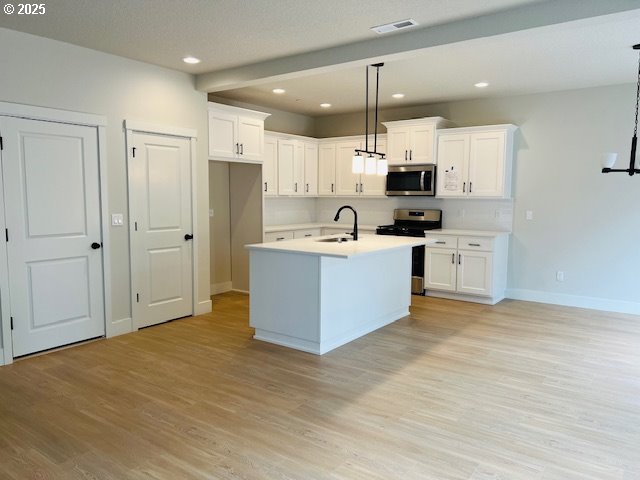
[425,233,508,304]
[264,231,295,242]
[294,228,321,239]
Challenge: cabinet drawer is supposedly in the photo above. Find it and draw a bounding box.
[458,236,494,251]
[293,228,322,239]
[264,231,294,242]
[427,235,457,249]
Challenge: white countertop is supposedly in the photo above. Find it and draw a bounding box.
[247,233,433,258]
[429,229,510,237]
[264,223,379,233]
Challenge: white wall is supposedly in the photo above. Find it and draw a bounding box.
[264,197,317,226]
[209,161,232,294]
[0,27,211,349]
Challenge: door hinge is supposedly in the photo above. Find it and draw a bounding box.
[10,317,13,330]
[136,293,139,303]
[5,229,8,242]
[132,147,136,158]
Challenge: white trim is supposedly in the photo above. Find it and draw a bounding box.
[231,289,250,295]
[207,101,270,121]
[125,123,201,330]
[210,281,233,295]
[506,289,640,315]
[124,120,196,139]
[0,101,107,127]
[0,105,110,366]
[425,290,503,305]
[109,318,133,337]
[195,300,212,316]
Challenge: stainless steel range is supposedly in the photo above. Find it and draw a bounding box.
[376,209,442,294]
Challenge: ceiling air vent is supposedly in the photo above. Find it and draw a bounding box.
[371,19,418,35]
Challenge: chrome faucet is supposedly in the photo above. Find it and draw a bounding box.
[334,205,358,241]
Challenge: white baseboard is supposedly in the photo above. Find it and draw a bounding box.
[195,299,212,315]
[505,289,640,315]
[231,289,249,295]
[108,317,133,337]
[0,348,5,366]
[425,290,503,305]
[210,281,233,295]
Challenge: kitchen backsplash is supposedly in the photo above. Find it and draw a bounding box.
[265,197,514,231]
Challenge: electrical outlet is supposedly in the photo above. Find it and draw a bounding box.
[209,209,214,217]
[556,271,564,282]
[526,210,533,220]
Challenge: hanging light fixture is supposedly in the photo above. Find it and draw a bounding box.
[602,43,640,176]
[352,63,387,176]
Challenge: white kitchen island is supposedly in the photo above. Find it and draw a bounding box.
[246,234,430,355]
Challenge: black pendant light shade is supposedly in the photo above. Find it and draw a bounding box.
[602,43,640,176]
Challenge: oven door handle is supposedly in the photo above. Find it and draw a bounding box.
[420,171,426,191]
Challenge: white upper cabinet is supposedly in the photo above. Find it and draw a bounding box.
[436,124,516,199]
[208,102,270,162]
[383,117,453,166]
[335,141,361,196]
[360,139,386,196]
[303,142,318,196]
[318,144,337,196]
[263,135,278,196]
[277,139,304,196]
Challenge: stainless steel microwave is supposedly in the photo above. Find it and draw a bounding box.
[385,164,436,196]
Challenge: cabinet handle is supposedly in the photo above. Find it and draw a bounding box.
[235,143,239,154]
[409,150,412,161]
[469,182,472,193]
[451,253,455,264]
[294,182,298,192]
[360,183,363,193]
[404,150,408,161]
[463,182,466,193]
[276,237,285,241]
[458,254,462,265]
[468,243,481,247]
[264,182,267,192]
[355,183,358,193]
[306,183,309,193]
[304,234,312,237]
[435,241,446,244]
[240,143,244,155]
[331,183,334,193]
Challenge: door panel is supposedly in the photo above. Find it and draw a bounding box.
[335,141,361,196]
[318,144,336,195]
[360,140,386,196]
[130,132,193,328]
[424,248,457,292]
[263,135,278,196]
[386,128,410,165]
[468,131,505,197]
[238,116,263,161]
[208,111,237,159]
[410,124,434,163]
[304,143,318,196]
[457,250,493,296]
[277,139,296,195]
[436,134,469,197]
[0,117,105,357]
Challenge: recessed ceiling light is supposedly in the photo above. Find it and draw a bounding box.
[272,88,286,94]
[474,82,489,88]
[392,93,405,99]
[320,103,332,108]
[182,56,201,64]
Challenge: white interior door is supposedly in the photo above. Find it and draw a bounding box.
[129,132,193,329]
[0,117,105,357]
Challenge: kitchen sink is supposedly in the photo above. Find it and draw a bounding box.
[316,236,353,243]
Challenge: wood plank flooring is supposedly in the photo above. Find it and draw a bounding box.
[0,293,639,479]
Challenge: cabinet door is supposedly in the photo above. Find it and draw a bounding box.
[386,127,411,165]
[318,144,336,196]
[410,124,435,163]
[456,250,493,296]
[237,116,264,161]
[263,135,278,196]
[360,140,386,196]
[277,139,296,195]
[293,143,305,196]
[208,110,238,159]
[335,141,361,196]
[293,228,322,239]
[436,133,469,197]
[303,142,318,196]
[425,247,457,292]
[468,131,506,197]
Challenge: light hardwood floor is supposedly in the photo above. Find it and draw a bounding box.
[0,293,639,479]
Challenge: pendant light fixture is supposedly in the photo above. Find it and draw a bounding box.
[602,43,640,176]
[352,63,387,176]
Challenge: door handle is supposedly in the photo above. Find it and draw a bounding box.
[463,182,466,193]
[306,183,309,193]
[91,242,101,250]
[469,182,472,193]
[184,234,194,241]
[409,150,412,161]
[360,183,363,193]
[355,183,359,193]
[294,182,298,192]
[331,183,334,193]
[451,253,455,264]
[240,144,244,155]
[264,182,267,192]
[405,150,408,161]
[235,143,239,154]
[458,254,461,265]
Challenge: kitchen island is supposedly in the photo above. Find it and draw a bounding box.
[246,234,431,355]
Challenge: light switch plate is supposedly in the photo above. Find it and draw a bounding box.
[526,210,533,220]
[111,213,124,226]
